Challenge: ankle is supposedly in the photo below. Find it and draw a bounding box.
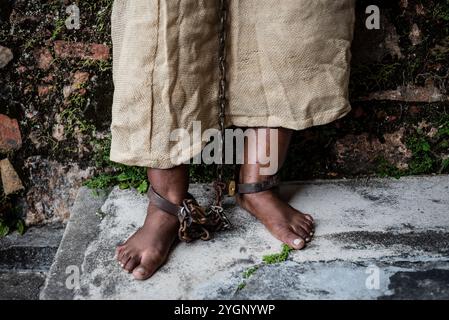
[240,189,274,201]
[147,165,189,205]
[151,186,188,206]
[239,166,269,184]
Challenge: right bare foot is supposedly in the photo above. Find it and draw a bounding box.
[115,166,188,280]
[115,201,180,280]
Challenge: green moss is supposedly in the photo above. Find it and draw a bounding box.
[432,1,449,23]
[262,244,293,265]
[406,135,436,175]
[372,113,449,178]
[235,244,295,292]
[375,157,404,179]
[83,172,115,190]
[437,118,449,139]
[243,266,259,279]
[0,204,26,238]
[51,17,65,40]
[236,282,246,291]
[81,59,112,72]
[60,94,97,140]
[350,62,403,96]
[94,0,114,33]
[84,134,148,194]
[405,116,449,175]
[236,266,259,292]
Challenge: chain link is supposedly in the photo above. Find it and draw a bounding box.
[215,0,228,207]
[177,0,231,241]
[153,1,231,243]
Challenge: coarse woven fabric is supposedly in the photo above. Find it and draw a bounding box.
[110,0,356,168]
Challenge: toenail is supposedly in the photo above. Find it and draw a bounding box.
[310,232,314,236]
[305,237,310,242]
[136,267,146,275]
[293,238,303,246]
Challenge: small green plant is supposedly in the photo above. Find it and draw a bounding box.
[23,37,38,50]
[84,135,149,194]
[116,169,148,191]
[440,158,449,173]
[60,95,97,139]
[51,17,66,40]
[0,215,26,238]
[0,220,9,237]
[437,119,449,139]
[375,157,403,179]
[236,266,259,292]
[81,59,112,72]
[350,62,403,94]
[406,134,436,175]
[0,192,26,237]
[95,0,113,33]
[84,165,148,194]
[243,266,259,279]
[262,244,293,264]
[432,1,449,23]
[236,244,293,292]
[237,282,246,291]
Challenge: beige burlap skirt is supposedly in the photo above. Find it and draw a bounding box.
[110,0,356,168]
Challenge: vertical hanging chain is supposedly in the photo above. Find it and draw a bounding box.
[214,0,228,207]
[171,0,232,242]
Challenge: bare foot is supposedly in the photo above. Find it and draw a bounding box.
[115,165,188,280]
[237,189,314,250]
[115,202,180,280]
[236,127,314,250]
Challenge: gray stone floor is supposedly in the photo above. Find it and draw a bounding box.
[39,176,449,300]
[0,224,64,300]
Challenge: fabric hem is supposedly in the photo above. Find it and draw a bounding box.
[226,104,352,131]
[109,137,207,169]
[110,105,351,168]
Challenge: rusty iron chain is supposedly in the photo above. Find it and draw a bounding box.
[215,0,228,207]
[177,0,231,242]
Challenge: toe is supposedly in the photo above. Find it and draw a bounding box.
[292,223,310,242]
[301,216,314,230]
[278,227,306,250]
[132,252,164,280]
[117,247,127,262]
[302,220,314,236]
[115,246,124,260]
[303,213,314,223]
[291,237,306,250]
[293,215,314,236]
[119,252,131,268]
[124,256,140,273]
[132,265,152,280]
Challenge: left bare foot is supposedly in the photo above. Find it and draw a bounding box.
[236,188,314,250]
[235,127,315,250]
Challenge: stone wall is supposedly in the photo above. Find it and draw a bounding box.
[0,0,448,228]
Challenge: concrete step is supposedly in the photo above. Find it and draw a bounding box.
[0,224,64,270]
[0,271,47,300]
[0,224,64,300]
[41,176,449,300]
